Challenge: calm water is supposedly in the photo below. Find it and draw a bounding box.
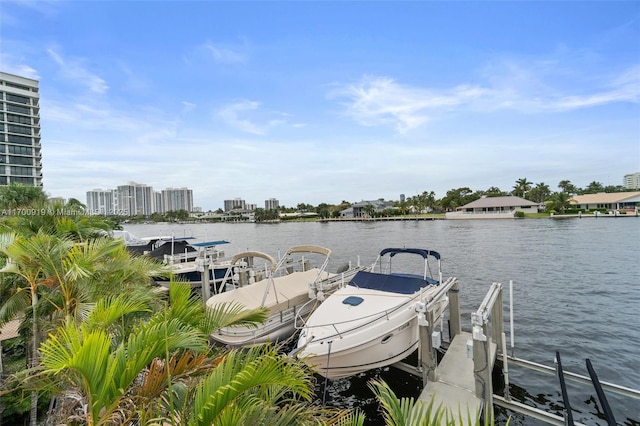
[124,218,640,425]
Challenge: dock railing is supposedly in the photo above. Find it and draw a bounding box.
[470,281,503,416]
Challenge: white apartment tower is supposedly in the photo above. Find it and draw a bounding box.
[623,172,640,190]
[117,182,155,216]
[265,198,279,210]
[224,198,246,212]
[86,189,116,215]
[161,187,193,213]
[0,72,42,186]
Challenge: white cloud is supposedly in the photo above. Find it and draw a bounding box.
[330,76,485,134]
[553,65,640,110]
[203,41,247,64]
[47,46,109,94]
[0,53,40,79]
[216,100,294,135]
[332,61,640,133]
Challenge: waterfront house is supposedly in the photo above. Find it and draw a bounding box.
[340,199,396,218]
[569,191,640,213]
[446,196,541,219]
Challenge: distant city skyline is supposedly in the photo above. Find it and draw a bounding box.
[86,182,193,216]
[84,171,638,214]
[2,2,638,209]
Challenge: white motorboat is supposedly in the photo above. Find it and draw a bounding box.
[293,247,455,379]
[206,245,365,347]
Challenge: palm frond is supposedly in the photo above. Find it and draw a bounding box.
[189,344,313,426]
[203,301,269,333]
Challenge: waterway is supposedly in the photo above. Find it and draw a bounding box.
[124,217,640,425]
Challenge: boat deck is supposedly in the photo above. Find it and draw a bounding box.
[418,331,495,424]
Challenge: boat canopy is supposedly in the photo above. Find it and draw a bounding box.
[191,240,230,247]
[380,248,441,260]
[230,251,277,270]
[286,245,332,257]
[159,236,195,242]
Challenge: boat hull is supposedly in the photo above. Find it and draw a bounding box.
[299,315,419,379]
[295,285,428,379]
[211,301,317,347]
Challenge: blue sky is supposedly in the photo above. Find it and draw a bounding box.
[1,1,638,210]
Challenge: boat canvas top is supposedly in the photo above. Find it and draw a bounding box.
[191,240,230,247]
[285,245,332,258]
[228,250,277,270]
[374,247,442,284]
[379,247,441,260]
[206,268,332,315]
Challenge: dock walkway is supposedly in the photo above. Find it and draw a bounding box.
[418,331,495,424]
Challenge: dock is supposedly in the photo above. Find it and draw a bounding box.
[418,331,494,423]
[399,280,640,425]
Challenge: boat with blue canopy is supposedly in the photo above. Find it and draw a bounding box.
[294,247,455,379]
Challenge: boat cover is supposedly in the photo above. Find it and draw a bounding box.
[207,268,333,314]
[147,240,195,259]
[349,270,437,295]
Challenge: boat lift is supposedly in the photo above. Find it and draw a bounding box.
[396,280,640,425]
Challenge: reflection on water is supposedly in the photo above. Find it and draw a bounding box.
[125,218,640,424]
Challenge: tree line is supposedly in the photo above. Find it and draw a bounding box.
[256,178,632,220]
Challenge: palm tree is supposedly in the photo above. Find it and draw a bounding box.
[0,231,166,424]
[179,345,323,425]
[34,283,328,425]
[0,200,113,242]
[362,204,375,218]
[0,232,72,426]
[528,182,551,204]
[484,187,506,197]
[547,192,572,214]
[0,183,47,210]
[557,180,577,195]
[584,181,604,194]
[512,178,532,199]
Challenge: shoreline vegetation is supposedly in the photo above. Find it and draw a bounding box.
[128,211,639,225]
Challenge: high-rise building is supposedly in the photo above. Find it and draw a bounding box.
[87,182,195,216]
[161,187,193,213]
[0,72,42,186]
[117,182,155,216]
[86,188,116,215]
[265,198,280,210]
[224,198,246,212]
[623,172,640,190]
